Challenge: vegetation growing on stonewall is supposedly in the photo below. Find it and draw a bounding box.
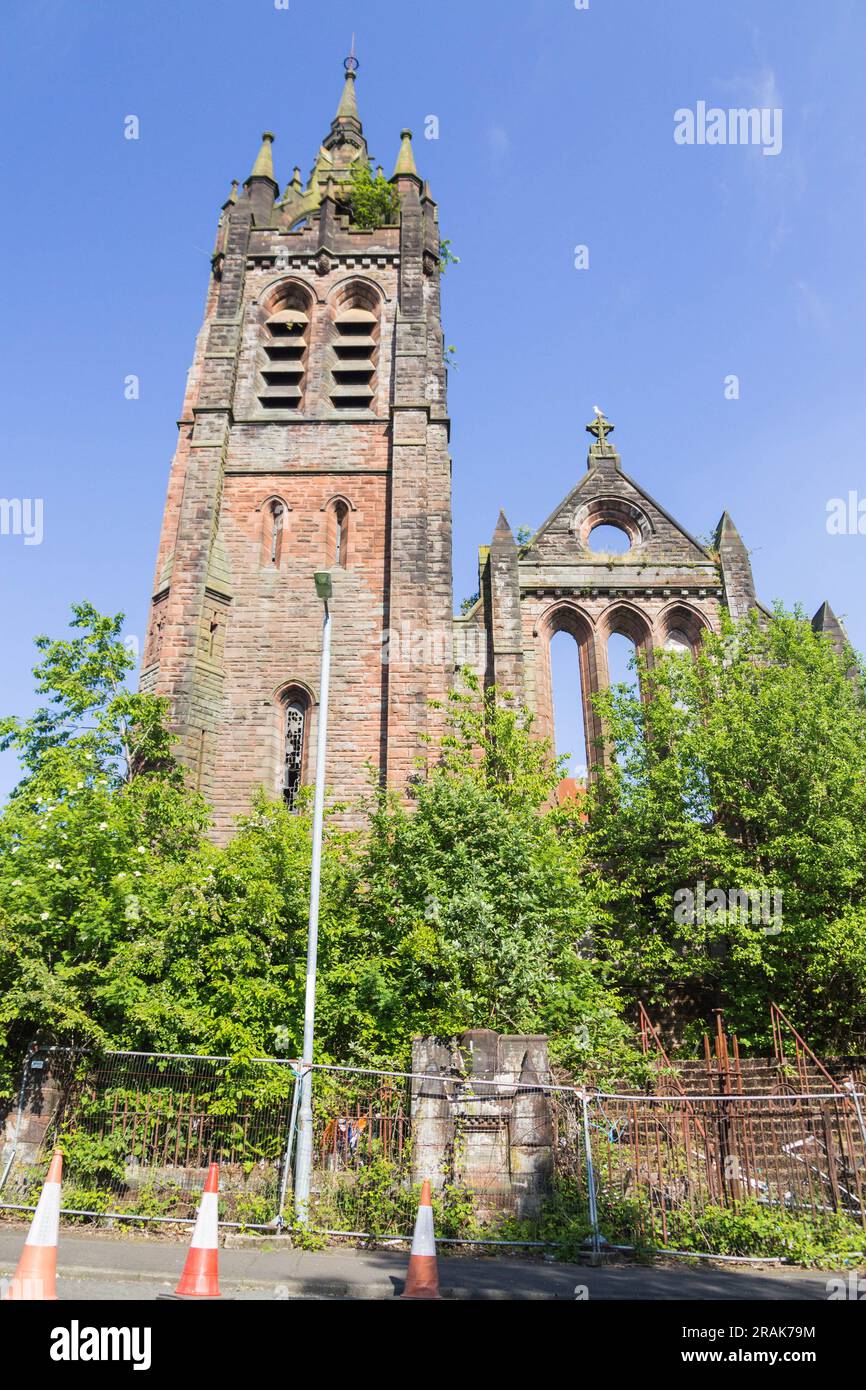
[343,162,400,228]
[1,600,866,1105]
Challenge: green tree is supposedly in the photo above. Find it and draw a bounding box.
[0,604,210,1095]
[337,677,634,1076]
[586,606,866,1049]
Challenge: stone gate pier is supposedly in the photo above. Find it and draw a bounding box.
[411,1029,554,1218]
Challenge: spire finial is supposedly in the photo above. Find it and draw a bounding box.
[392,128,418,178]
[249,131,276,183]
[586,406,615,454]
[335,39,360,123]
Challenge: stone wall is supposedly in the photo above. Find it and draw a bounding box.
[411,1030,554,1219]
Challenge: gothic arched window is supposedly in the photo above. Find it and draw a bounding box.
[271,502,285,565]
[283,698,307,811]
[664,628,692,655]
[329,284,380,411]
[260,498,288,567]
[324,498,351,568]
[258,284,312,413]
[334,501,347,566]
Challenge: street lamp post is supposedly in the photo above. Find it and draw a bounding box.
[294,570,333,1221]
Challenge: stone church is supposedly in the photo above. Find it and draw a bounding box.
[142,59,848,839]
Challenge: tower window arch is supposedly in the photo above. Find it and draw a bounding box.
[322,495,354,568]
[259,496,290,567]
[329,283,380,411]
[270,501,285,565]
[257,283,313,413]
[333,501,348,566]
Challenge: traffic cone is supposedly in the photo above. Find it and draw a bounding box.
[400,1179,442,1300]
[4,1148,63,1300]
[174,1163,221,1298]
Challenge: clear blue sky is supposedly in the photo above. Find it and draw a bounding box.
[2,0,865,794]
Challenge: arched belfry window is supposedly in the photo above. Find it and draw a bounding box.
[258,284,312,413]
[329,283,380,410]
[283,697,307,811]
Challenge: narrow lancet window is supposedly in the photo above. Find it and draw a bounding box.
[271,502,284,565]
[283,700,305,810]
[334,504,346,566]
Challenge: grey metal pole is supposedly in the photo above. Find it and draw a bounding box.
[581,1092,604,1265]
[294,587,332,1221]
[276,1076,300,1227]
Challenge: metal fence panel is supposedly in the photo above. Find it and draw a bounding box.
[0,1049,296,1226]
[1,1049,864,1253]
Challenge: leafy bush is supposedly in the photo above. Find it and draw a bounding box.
[343,164,400,229]
[662,1201,866,1268]
[59,1128,128,1187]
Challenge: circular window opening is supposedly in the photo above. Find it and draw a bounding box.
[587,523,631,555]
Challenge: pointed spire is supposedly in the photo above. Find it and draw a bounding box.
[332,41,362,133]
[248,131,276,184]
[318,49,367,182]
[812,600,847,641]
[222,179,238,209]
[714,510,744,547]
[714,511,757,621]
[812,601,855,676]
[336,70,360,123]
[392,128,418,178]
[492,510,517,549]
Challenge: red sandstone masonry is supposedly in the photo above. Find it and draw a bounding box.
[141,95,453,840]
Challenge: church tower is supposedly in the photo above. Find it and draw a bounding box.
[141,57,453,838]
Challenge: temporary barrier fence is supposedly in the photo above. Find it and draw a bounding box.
[1,1048,864,1258]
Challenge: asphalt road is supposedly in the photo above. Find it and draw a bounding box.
[0,1226,839,1300]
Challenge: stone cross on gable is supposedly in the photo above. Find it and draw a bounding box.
[586,408,615,453]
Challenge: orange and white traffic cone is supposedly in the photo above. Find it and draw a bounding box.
[4,1148,63,1301]
[400,1179,442,1300]
[174,1163,221,1298]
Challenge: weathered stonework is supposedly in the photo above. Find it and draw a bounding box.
[411,1031,554,1218]
[142,68,452,839]
[456,415,850,776]
[143,68,849,832]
